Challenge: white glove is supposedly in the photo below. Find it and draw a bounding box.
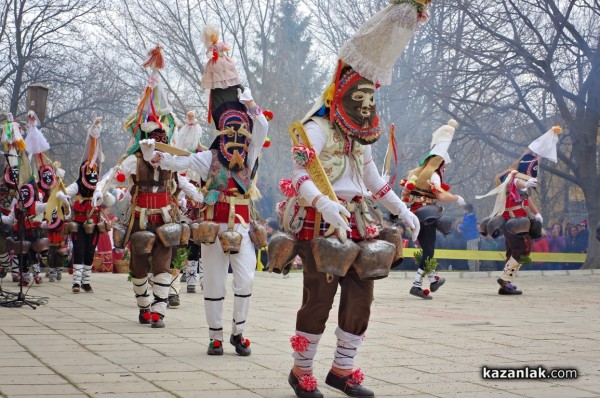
[40,220,48,229]
[190,191,204,204]
[92,190,103,207]
[534,213,543,223]
[140,139,156,162]
[455,195,466,206]
[115,188,126,201]
[399,208,420,242]
[57,191,70,206]
[103,192,116,207]
[237,87,254,104]
[315,196,351,231]
[178,197,187,210]
[524,178,538,189]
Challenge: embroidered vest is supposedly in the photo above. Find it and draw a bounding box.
[309,117,364,183]
[204,149,251,205]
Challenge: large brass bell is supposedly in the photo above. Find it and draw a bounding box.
[6,237,31,255]
[66,221,79,233]
[249,221,268,248]
[218,230,243,254]
[83,219,96,234]
[156,223,182,247]
[311,236,360,278]
[180,223,191,245]
[352,240,396,280]
[112,223,127,249]
[267,232,297,274]
[377,226,404,265]
[192,221,220,245]
[32,238,50,253]
[97,221,107,233]
[130,231,155,255]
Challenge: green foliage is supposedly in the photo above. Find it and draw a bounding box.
[172,247,190,271]
[520,255,533,266]
[424,257,439,275]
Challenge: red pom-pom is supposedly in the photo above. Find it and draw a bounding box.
[435,275,440,281]
[142,311,151,321]
[406,182,415,191]
[276,200,288,217]
[402,196,410,203]
[279,178,298,198]
[364,224,379,240]
[150,312,161,322]
[399,179,407,187]
[290,334,310,352]
[263,110,274,121]
[211,340,222,348]
[423,289,430,296]
[375,82,381,89]
[349,369,365,385]
[116,172,126,183]
[263,137,271,148]
[292,145,316,166]
[242,338,250,347]
[298,374,318,392]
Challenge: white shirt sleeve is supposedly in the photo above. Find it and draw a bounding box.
[65,182,78,197]
[161,151,212,181]
[246,111,268,170]
[96,155,137,193]
[292,121,327,204]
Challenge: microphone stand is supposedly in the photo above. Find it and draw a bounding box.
[0,152,47,308]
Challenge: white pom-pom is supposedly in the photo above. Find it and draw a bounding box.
[447,119,458,128]
[202,24,220,49]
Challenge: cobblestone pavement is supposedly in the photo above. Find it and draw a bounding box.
[0,270,598,398]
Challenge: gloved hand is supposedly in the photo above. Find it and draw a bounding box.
[455,195,466,206]
[57,191,70,207]
[40,220,48,229]
[315,196,351,231]
[178,197,187,210]
[103,192,116,207]
[534,213,543,223]
[190,190,204,204]
[237,87,254,104]
[92,190,103,207]
[399,207,420,242]
[140,139,156,162]
[115,188,126,201]
[524,178,538,189]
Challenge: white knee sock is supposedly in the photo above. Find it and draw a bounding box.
[332,326,363,370]
[73,264,83,285]
[151,272,170,316]
[292,331,322,372]
[132,277,151,310]
[82,264,92,284]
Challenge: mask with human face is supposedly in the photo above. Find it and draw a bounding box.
[212,102,252,172]
[332,66,381,145]
[19,183,35,208]
[517,154,539,179]
[4,164,18,187]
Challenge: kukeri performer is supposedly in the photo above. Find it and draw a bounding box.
[26,110,70,283]
[141,24,269,355]
[477,126,561,295]
[96,45,201,328]
[270,1,430,396]
[60,117,108,293]
[171,111,206,295]
[399,119,465,300]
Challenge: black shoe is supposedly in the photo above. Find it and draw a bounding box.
[288,370,323,398]
[409,286,432,300]
[187,285,196,293]
[180,273,187,283]
[497,278,522,295]
[0,266,7,279]
[207,340,223,355]
[230,334,251,356]
[430,276,446,292]
[72,284,81,293]
[325,370,374,397]
[150,312,165,328]
[139,309,151,324]
[81,284,94,293]
[168,294,180,307]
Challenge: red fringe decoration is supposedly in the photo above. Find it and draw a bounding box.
[290,334,310,352]
[142,45,165,70]
[263,110,274,121]
[276,200,288,217]
[279,179,298,198]
[364,224,379,240]
[292,145,316,166]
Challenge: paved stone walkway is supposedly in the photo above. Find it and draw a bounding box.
[0,270,599,398]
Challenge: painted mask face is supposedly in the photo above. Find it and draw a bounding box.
[146,128,168,144]
[215,105,252,171]
[332,67,381,145]
[39,165,56,190]
[80,161,98,190]
[5,165,18,187]
[518,154,539,179]
[19,183,35,208]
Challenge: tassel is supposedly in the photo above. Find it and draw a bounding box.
[142,45,164,70]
